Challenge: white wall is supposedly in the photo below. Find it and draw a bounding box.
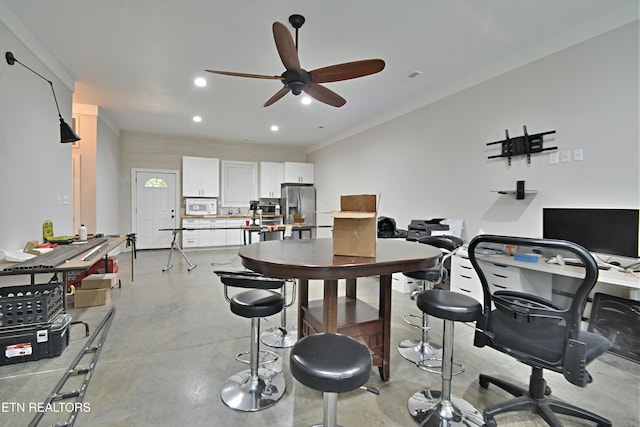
[308,22,639,242]
[0,20,74,249]
[96,113,120,235]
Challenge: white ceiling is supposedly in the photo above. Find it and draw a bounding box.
[3,0,638,149]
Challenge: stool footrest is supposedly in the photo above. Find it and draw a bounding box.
[235,349,278,367]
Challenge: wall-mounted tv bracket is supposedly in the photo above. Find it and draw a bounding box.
[487,125,557,166]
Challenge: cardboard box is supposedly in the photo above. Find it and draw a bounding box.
[81,273,118,290]
[73,288,110,308]
[331,194,377,257]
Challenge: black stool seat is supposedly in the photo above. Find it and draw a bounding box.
[417,289,481,322]
[230,289,283,318]
[290,333,372,393]
[404,269,441,282]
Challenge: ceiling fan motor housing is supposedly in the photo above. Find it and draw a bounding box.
[282,69,311,95]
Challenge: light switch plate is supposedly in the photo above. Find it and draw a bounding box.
[574,148,584,161]
[549,152,559,164]
[561,150,571,163]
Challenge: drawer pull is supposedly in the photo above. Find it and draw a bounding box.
[460,265,472,270]
[493,284,507,289]
[460,275,473,279]
[492,274,508,279]
[458,288,471,293]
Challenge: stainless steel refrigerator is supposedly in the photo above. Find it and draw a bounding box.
[281,183,316,227]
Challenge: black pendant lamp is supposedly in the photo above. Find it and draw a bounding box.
[5,51,81,144]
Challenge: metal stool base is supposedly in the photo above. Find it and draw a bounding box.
[261,325,298,348]
[398,339,442,367]
[408,389,483,426]
[221,368,286,412]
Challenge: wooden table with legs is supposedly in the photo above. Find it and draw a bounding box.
[238,238,440,380]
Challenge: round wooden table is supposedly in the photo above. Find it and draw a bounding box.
[238,238,441,380]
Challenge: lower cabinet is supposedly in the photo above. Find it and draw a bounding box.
[182,218,241,248]
[450,250,552,303]
[450,251,484,303]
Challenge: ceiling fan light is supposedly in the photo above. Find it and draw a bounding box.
[301,96,312,105]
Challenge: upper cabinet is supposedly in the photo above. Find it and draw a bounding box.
[283,162,314,184]
[221,160,258,207]
[182,156,220,197]
[260,162,284,198]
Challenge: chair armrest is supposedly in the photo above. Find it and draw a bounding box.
[563,338,589,387]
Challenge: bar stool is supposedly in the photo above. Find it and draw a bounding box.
[290,333,374,427]
[408,289,483,426]
[215,271,287,411]
[399,235,463,372]
[261,279,298,348]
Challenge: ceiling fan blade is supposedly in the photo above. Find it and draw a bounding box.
[272,21,301,73]
[205,69,283,80]
[303,83,346,108]
[310,59,385,83]
[262,87,290,107]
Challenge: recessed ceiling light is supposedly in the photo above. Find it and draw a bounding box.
[301,96,312,105]
[270,125,279,132]
[193,116,202,123]
[194,77,207,87]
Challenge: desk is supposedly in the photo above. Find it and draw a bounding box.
[242,224,315,244]
[451,249,640,304]
[238,238,441,380]
[480,253,640,298]
[1,236,129,310]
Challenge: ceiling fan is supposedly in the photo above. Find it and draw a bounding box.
[205,14,385,108]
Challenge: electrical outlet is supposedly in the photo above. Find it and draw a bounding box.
[574,148,584,161]
[549,152,559,164]
[561,150,571,163]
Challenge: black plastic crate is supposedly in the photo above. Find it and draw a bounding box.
[0,313,70,365]
[0,282,64,328]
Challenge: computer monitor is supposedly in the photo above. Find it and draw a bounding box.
[542,208,640,258]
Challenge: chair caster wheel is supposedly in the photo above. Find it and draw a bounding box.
[484,417,497,427]
[479,377,490,389]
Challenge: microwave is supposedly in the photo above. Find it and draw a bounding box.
[185,198,217,215]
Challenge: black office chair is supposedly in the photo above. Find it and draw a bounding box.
[468,235,612,427]
[399,235,464,371]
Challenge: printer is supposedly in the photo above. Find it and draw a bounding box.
[406,218,464,241]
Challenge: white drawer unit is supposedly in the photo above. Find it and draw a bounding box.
[450,250,552,303]
[182,218,200,248]
[450,251,484,304]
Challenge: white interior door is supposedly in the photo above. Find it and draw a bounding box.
[135,170,177,249]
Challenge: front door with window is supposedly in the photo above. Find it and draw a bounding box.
[135,170,177,249]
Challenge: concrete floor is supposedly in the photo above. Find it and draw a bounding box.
[0,247,638,426]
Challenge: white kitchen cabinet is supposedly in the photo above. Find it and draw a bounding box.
[182,218,200,248]
[182,156,219,197]
[182,217,242,247]
[225,219,244,246]
[283,162,314,184]
[199,218,226,247]
[259,162,284,198]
